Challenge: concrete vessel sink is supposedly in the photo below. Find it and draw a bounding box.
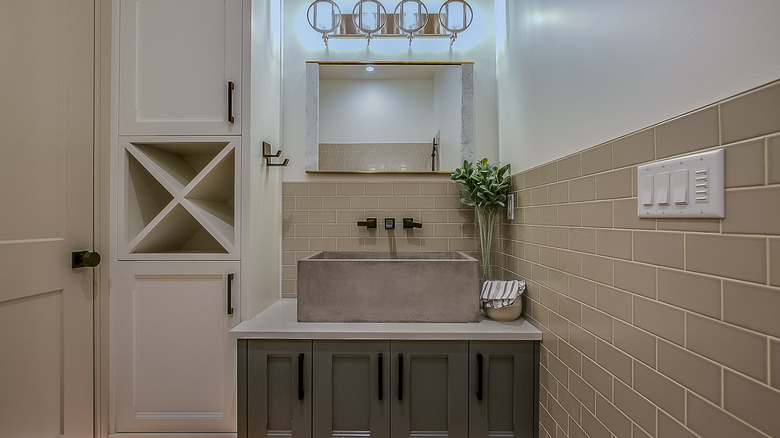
[297,251,480,323]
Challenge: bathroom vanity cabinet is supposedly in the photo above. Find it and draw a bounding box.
[234,300,541,438]
[239,339,536,438]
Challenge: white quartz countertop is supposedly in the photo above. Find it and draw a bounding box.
[231,299,542,341]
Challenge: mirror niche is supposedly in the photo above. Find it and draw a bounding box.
[305,62,474,173]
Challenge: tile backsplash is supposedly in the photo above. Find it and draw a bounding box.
[496,80,780,438]
[282,180,478,296]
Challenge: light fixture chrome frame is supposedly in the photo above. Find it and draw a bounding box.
[307,0,342,46]
[439,0,473,45]
[393,0,428,45]
[306,0,474,47]
[352,0,387,45]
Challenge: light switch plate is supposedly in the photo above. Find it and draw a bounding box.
[637,149,724,218]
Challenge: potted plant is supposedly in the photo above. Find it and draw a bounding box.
[450,158,511,283]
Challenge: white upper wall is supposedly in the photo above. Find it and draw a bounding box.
[281,0,498,180]
[496,0,780,172]
[246,0,284,317]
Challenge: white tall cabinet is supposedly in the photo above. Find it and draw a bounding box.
[112,0,250,435]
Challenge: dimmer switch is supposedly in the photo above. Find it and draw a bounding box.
[637,149,724,218]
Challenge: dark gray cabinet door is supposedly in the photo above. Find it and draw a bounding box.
[391,341,469,438]
[468,341,539,438]
[312,341,392,438]
[239,340,312,438]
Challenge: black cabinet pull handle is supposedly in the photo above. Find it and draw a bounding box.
[398,354,404,401]
[226,273,234,315]
[378,353,383,400]
[227,81,235,124]
[476,353,484,401]
[297,353,304,400]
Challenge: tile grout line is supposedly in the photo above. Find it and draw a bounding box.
[767,338,772,390]
[720,367,725,409]
[765,137,769,186]
[768,237,771,288]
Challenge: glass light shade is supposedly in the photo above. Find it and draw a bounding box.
[393,0,428,33]
[307,0,341,33]
[352,0,387,34]
[439,0,473,33]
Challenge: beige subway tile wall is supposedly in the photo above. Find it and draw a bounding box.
[282,180,477,296]
[496,80,780,438]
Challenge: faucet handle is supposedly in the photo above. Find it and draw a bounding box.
[357,218,377,229]
[402,218,422,229]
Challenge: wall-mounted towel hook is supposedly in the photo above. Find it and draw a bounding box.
[262,141,289,166]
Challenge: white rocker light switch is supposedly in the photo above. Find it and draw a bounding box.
[641,175,654,205]
[656,172,670,205]
[673,169,689,204]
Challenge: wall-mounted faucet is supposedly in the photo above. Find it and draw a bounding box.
[403,218,422,229]
[357,218,377,229]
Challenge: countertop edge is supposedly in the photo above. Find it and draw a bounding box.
[231,299,543,341]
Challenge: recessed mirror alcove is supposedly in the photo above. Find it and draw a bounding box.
[305,61,474,173]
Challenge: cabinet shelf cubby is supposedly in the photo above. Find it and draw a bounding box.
[126,153,175,243]
[119,137,240,260]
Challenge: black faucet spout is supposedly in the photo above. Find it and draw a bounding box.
[357,218,377,229]
[402,218,423,229]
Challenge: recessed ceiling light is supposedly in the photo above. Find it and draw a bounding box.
[365,65,375,72]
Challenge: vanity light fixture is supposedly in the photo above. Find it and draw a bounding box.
[352,0,387,46]
[393,0,428,45]
[307,0,474,47]
[306,0,342,46]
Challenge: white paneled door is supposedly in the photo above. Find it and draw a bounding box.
[0,1,95,437]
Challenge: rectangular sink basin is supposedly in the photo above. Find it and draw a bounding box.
[297,251,479,323]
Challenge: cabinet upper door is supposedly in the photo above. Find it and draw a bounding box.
[119,0,242,135]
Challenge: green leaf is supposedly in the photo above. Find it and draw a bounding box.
[451,158,513,212]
